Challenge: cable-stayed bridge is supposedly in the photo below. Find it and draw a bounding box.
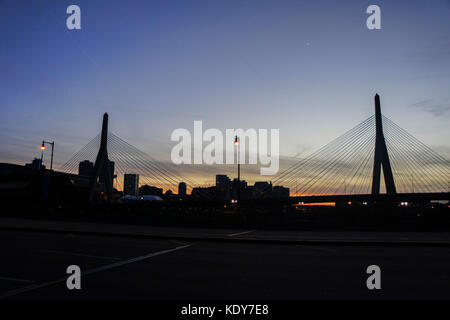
[60,131,197,192]
[273,94,449,204]
[59,114,198,200]
[59,95,449,204]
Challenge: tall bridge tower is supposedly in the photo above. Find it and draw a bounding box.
[89,113,114,202]
[371,94,397,195]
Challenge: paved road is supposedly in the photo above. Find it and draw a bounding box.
[2,217,450,245]
[1,229,450,299]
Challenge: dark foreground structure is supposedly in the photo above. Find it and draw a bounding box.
[0,160,448,231]
[1,95,449,230]
[1,228,450,300]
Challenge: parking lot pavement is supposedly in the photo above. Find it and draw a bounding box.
[1,229,450,300]
[2,217,450,245]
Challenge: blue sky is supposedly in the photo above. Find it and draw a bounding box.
[0,0,449,184]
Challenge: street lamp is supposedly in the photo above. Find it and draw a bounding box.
[40,140,55,170]
[234,135,240,201]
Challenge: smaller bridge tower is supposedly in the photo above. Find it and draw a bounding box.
[89,113,114,202]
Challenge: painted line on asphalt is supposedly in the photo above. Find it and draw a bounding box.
[0,244,191,299]
[82,244,191,275]
[227,230,255,237]
[170,240,189,246]
[0,276,34,284]
[37,249,121,260]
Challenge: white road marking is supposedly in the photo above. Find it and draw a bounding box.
[0,244,191,299]
[227,230,255,237]
[37,250,121,260]
[0,276,34,284]
[82,245,191,275]
[170,240,189,246]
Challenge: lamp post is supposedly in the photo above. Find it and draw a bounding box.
[41,140,55,170]
[234,135,240,201]
[40,143,45,169]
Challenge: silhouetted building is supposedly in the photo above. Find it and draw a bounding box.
[139,185,163,197]
[216,174,230,189]
[232,178,247,199]
[124,173,139,196]
[178,182,187,196]
[253,181,272,198]
[78,160,94,177]
[242,185,254,200]
[0,163,90,206]
[25,158,45,170]
[191,186,216,200]
[272,186,290,198]
[164,189,177,200]
[216,174,231,200]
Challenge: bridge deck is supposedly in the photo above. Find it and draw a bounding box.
[291,193,450,204]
